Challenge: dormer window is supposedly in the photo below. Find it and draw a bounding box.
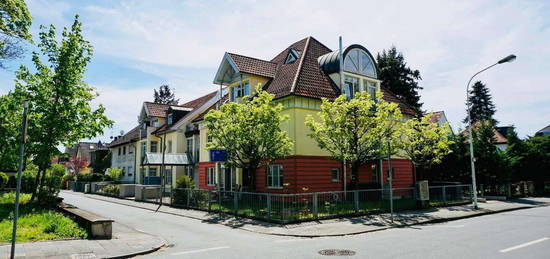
[285,49,301,64]
[231,81,250,101]
[152,119,160,127]
[167,114,173,125]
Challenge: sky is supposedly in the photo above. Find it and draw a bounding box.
[0,0,549,143]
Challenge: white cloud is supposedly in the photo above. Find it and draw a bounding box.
[21,0,550,139]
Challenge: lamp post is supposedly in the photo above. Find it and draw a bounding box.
[466,54,516,209]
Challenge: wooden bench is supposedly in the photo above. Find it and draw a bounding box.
[58,203,114,239]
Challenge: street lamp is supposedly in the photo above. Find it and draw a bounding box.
[466,54,516,209]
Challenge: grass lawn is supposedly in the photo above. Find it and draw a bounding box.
[0,192,87,243]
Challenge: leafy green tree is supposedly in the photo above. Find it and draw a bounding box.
[464,81,497,124]
[0,0,32,68]
[12,15,112,200]
[0,93,23,171]
[153,84,178,104]
[422,133,470,182]
[401,115,453,180]
[306,91,403,186]
[205,86,293,190]
[521,136,550,193]
[377,46,423,114]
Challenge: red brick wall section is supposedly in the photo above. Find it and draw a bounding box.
[381,159,414,188]
[198,162,217,190]
[198,157,414,192]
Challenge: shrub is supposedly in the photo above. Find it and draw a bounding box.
[76,173,105,182]
[0,173,8,189]
[61,174,75,189]
[176,175,195,189]
[107,168,123,182]
[98,185,119,196]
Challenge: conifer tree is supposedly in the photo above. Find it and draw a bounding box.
[464,81,497,124]
[154,84,178,104]
[377,46,423,114]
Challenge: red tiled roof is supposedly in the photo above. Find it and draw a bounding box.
[192,94,229,122]
[428,111,445,123]
[107,125,140,147]
[228,36,419,116]
[144,102,170,118]
[180,91,218,109]
[227,53,278,78]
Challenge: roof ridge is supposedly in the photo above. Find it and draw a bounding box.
[227,52,278,65]
[290,36,311,93]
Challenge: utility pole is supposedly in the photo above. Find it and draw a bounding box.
[11,101,29,259]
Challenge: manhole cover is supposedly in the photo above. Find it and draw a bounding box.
[318,249,356,256]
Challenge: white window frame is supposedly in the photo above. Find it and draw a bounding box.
[233,81,250,100]
[267,165,283,189]
[207,167,216,186]
[331,168,339,182]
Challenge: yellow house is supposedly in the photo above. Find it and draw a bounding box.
[195,36,419,193]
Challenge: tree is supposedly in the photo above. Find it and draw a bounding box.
[401,115,453,180]
[89,150,111,174]
[377,46,423,114]
[306,91,403,186]
[471,121,510,185]
[153,84,178,104]
[12,15,112,200]
[464,81,497,124]
[65,156,89,175]
[0,93,23,171]
[205,86,293,191]
[0,0,32,68]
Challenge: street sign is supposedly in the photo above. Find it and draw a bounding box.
[209,149,228,162]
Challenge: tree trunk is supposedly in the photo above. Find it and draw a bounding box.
[30,168,43,201]
[350,161,359,188]
[248,167,256,192]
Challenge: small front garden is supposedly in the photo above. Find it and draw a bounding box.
[0,192,87,243]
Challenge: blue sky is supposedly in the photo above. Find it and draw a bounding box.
[1,0,549,143]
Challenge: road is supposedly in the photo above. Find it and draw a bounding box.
[60,191,550,259]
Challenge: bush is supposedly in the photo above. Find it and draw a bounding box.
[76,173,105,182]
[61,174,75,189]
[0,173,8,189]
[98,185,119,196]
[107,168,123,182]
[176,175,195,189]
[6,164,38,193]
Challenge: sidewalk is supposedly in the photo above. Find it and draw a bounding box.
[0,216,165,259]
[65,191,550,238]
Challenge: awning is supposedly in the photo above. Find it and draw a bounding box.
[142,152,191,166]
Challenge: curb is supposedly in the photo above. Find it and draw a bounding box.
[65,191,550,238]
[253,204,550,238]
[105,241,165,259]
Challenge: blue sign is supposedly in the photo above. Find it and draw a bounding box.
[210,149,228,162]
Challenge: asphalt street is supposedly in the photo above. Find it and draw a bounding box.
[60,191,550,259]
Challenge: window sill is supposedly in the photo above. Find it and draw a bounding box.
[207,184,215,187]
[267,187,283,190]
[331,180,340,182]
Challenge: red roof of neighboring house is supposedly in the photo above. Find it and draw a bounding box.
[180,91,218,109]
[192,94,229,123]
[144,102,171,118]
[428,111,445,123]
[108,125,140,147]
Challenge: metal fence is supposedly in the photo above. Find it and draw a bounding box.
[170,185,472,224]
[478,182,535,198]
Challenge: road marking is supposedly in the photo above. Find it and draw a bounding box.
[275,238,315,243]
[429,224,465,228]
[499,237,549,253]
[171,246,230,255]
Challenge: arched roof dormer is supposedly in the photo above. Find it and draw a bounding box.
[318,44,378,79]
